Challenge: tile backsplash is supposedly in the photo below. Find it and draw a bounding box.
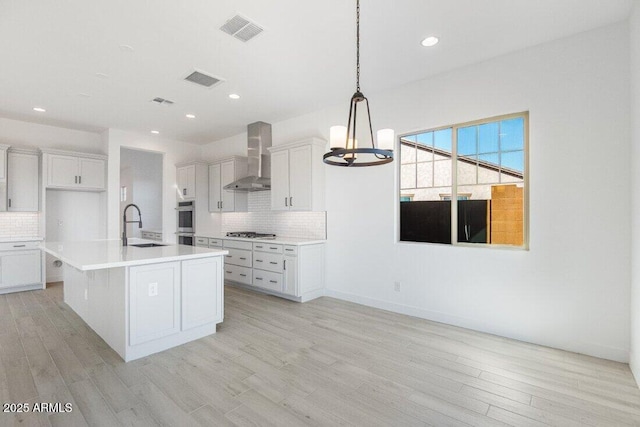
[0,212,40,238]
[221,192,326,240]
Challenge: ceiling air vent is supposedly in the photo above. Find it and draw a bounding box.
[220,14,264,42]
[151,97,174,105]
[183,70,224,88]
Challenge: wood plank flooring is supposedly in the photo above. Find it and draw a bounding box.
[1,282,639,426]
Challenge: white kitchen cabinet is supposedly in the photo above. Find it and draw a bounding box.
[0,241,43,294]
[8,150,39,212]
[43,149,107,191]
[181,257,223,330]
[268,138,326,211]
[283,248,298,296]
[0,144,9,212]
[129,261,181,345]
[208,157,248,213]
[177,164,196,200]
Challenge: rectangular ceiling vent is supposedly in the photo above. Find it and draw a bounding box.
[183,70,224,88]
[151,97,174,105]
[220,14,264,42]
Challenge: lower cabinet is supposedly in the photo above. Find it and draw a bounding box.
[129,262,181,345]
[128,257,223,346]
[0,242,43,294]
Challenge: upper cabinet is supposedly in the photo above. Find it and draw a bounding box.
[42,149,107,192]
[8,149,39,212]
[208,157,248,213]
[176,164,196,200]
[176,162,208,202]
[268,138,326,211]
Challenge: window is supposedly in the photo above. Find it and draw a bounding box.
[399,113,527,247]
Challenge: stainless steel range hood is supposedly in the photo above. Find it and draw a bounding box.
[224,121,272,192]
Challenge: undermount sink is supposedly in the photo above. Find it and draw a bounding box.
[130,243,166,248]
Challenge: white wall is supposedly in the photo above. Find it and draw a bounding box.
[204,23,632,362]
[0,117,104,153]
[105,129,202,242]
[629,0,640,379]
[120,148,163,238]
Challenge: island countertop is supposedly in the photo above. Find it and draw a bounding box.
[41,239,228,271]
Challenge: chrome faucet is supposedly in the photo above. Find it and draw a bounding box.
[122,203,143,246]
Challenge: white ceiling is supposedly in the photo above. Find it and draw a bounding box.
[0,0,633,144]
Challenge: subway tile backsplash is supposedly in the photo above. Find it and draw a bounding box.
[0,212,40,238]
[221,192,326,240]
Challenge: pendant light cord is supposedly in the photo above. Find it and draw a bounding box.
[356,0,360,92]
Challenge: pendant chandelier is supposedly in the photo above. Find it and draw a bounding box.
[323,0,394,167]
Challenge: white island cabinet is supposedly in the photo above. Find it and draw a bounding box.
[42,240,227,362]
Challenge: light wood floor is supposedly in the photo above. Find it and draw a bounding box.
[1,283,640,426]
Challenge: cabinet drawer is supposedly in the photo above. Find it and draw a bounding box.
[224,264,252,285]
[253,243,283,254]
[224,239,253,250]
[252,269,283,292]
[152,233,162,241]
[283,245,298,256]
[208,238,223,248]
[0,241,41,251]
[225,248,252,267]
[195,236,208,246]
[253,251,283,273]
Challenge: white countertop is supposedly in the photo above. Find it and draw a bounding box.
[197,233,326,246]
[0,236,44,243]
[41,239,228,271]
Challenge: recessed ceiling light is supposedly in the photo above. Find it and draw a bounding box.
[229,93,240,100]
[150,130,160,134]
[421,36,439,47]
[119,44,134,52]
[78,93,91,98]
[33,107,46,112]
[185,114,196,119]
[96,72,109,79]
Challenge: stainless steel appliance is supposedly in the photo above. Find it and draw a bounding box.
[177,233,194,246]
[177,201,195,233]
[226,231,276,239]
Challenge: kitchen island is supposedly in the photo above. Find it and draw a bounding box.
[42,240,228,362]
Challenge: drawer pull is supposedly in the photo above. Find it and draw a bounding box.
[269,247,278,250]
[256,259,263,263]
[13,244,26,248]
[285,248,294,251]
[225,270,232,274]
[240,257,247,260]
[225,255,232,258]
[256,277,263,280]
[270,280,277,284]
[256,245,263,248]
[270,261,278,265]
[240,274,247,277]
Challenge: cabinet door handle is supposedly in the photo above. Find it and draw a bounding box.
[79,176,82,184]
[183,188,187,196]
[7,199,11,208]
[269,261,277,265]
[270,280,278,284]
[289,197,293,206]
[283,260,286,270]
[220,201,223,209]
[74,176,78,184]
[285,197,288,207]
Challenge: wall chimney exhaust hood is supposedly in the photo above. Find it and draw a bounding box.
[224,121,272,192]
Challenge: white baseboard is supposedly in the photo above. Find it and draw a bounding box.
[323,288,629,363]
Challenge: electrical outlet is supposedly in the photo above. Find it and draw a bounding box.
[58,220,63,226]
[394,281,401,292]
[148,282,158,297]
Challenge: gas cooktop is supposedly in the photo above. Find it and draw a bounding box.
[226,231,277,239]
